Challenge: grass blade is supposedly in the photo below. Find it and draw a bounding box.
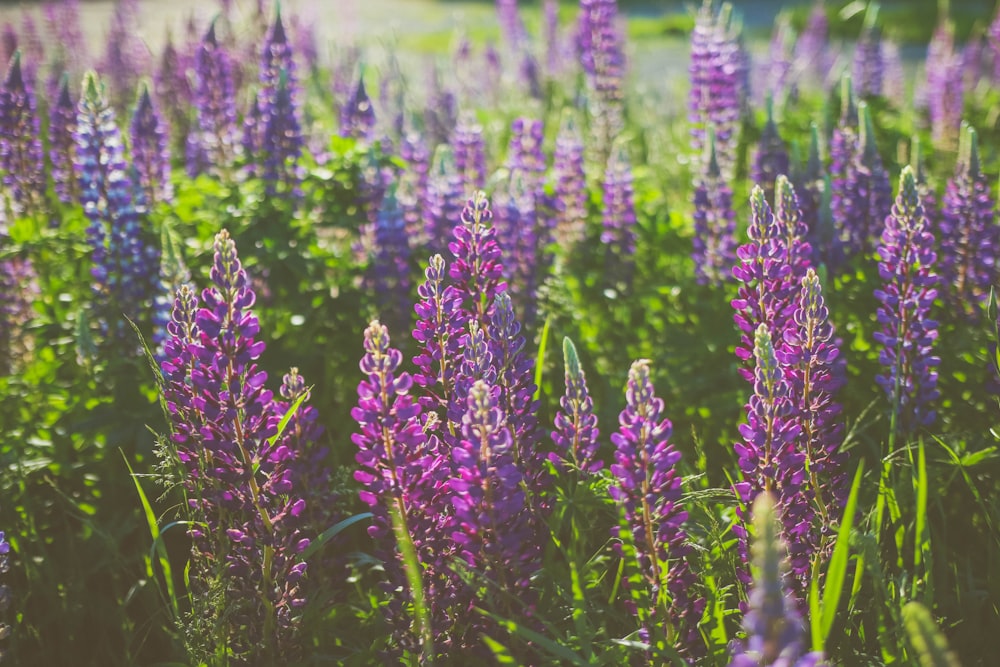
[533,315,551,401]
[819,459,865,647]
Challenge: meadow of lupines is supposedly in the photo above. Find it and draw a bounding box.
[0,0,997,664]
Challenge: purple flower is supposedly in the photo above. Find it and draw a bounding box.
[751,99,789,204]
[261,69,304,197]
[75,72,161,343]
[422,64,457,147]
[425,147,465,258]
[496,0,527,50]
[448,191,507,328]
[763,16,795,104]
[494,172,549,322]
[939,125,999,318]
[159,230,314,661]
[451,115,487,192]
[412,254,465,412]
[793,2,831,89]
[797,123,828,267]
[0,52,44,215]
[48,75,78,206]
[552,112,588,248]
[371,192,412,334]
[728,493,826,667]
[577,0,626,156]
[926,22,963,149]
[609,359,702,653]
[129,83,172,205]
[601,143,637,286]
[340,73,376,142]
[839,102,892,262]
[0,253,37,375]
[551,337,601,473]
[352,320,448,658]
[875,166,941,432]
[0,528,9,657]
[100,0,150,108]
[692,128,737,286]
[154,34,193,150]
[852,9,883,98]
[189,21,239,175]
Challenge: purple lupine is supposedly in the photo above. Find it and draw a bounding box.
[494,173,546,322]
[577,0,626,156]
[732,325,804,586]
[0,527,8,658]
[939,126,999,317]
[689,0,744,174]
[189,21,239,175]
[100,0,150,108]
[496,0,527,50]
[425,147,465,258]
[773,175,812,284]
[448,191,507,328]
[0,52,44,215]
[848,103,894,258]
[423,64,457,146]
[881,38,905,108]
[552,111,588,248]
[155,34,193,153]
[340,73,376,142]
[731,187,796,383]
[450,379,539,619]
[43,0,87,86]
[793,2,830,89]
[0,253,37,375]
[242,91,266,175]
[776,267,846,585]
[551,336,601,473]
[159,231,311,662]
[797,123,828,267]
[763,15,795,104]
[692,128,737,286]
[752,98,789,204]
[371,192,412,334]
[828,76,859,269]
[875,166,940,433]
[48,75,77,207]
[399,130,431,244]
[451,115,487,192]
[728,493,825,667]
[506,117,547,187]
[926,22,963,149]
[0,26,14,70]
[353,320,448,659]
[609,359,702,653]
[543,0,563,77]
[75,72,160,342]
[259,8,296,99]
[601,143,637,286]
[852,10,883,98]
[261,69,304,197]
[129,84,172,205]
[18,14,43,85]
[412,254,465,413]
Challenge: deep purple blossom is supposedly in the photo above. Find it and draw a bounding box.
[75,72,160,342]
[875,167,941,432]
[448,191,507,327]
[551,337,601,473]
[797,123,828,267]
[371,192,412,334]
[261,69,304,197]
[340,73,376,142]
[752,99,789,204]
[0,253,37,375]
[609,359,702,653]
[425,147,465,258]
[129,84,172,205]
[926,21,963,149]
[451,115,487,192]
[692,129,737,286]
[601,143,637,286]
[398,130,430,244]
[159,231,313,661]
[189,21,239,175]
[939,126,999,318]
[728,493,825,667]
[48,75,77,206]
[494,173,549,322]
[0,52,44,215]
[412,254,465,413]
[836,102,892,263]
[100,0,150,108]
[852,11,883,98]
[793,2,830,89]
[577,0,626,156]
[552,112,588,248]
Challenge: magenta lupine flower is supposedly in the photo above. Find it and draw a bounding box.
[852,9,883,98]
[939,126,999,318]
[371,192,413,334]
[577,0,626,155]
[692,129,737,286]
[731,187,796,383]
[752,99,789,204]
[732,325,804,585]
[793,2,830,89]
[601,143,638,286]
[353,320,449,658]
[450,379,539,615]
[552,112,587,247]
[340,73,376,142]
[412,254,465,413]
[689,0,744,174]
[448,320,498,430]
[448,191,507,327]
[75,73,160,342]
[776,267,846,585]
[451,115,487,191]
[729,493,825,667]
[100,0,150,107]
[425,147,465,258]
[189,21,239,175]
[129,83,172,205]
[875,167,940,432]
[551,336,601,473]
[0,52,44,215]
[609,359,702,652]
[159,231,313,661]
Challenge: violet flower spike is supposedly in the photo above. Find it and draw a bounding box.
[448,191,507,328]
[451,115,487,192]
[692,127,737,287]
[751,98,789,204]
[412,254,464,413]
[129,83,172,205]
[874,166,941,433]
[340,72,376,142]
[551,336,601,473]
[552,111,588,248]
[425,146,466,259]
[0,52,44,215]
[48,75,78,206]
[601,142,638,286]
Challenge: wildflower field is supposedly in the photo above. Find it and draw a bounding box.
[0,0,998,664]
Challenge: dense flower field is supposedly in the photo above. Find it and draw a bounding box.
[0,0,997,664]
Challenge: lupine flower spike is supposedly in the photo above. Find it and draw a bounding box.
[129,83,172,205]
[752,97,789,204]
[692,126,737,286]
[551,337,601,473]
[0,52,44,215]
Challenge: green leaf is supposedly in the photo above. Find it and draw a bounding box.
[818,459,865,648]
[481,635,518,664]
[477,609,591,666]
[299,512,373,561]
[902,602,961,667]
[533,316,551,402]
[266,389,311,448]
